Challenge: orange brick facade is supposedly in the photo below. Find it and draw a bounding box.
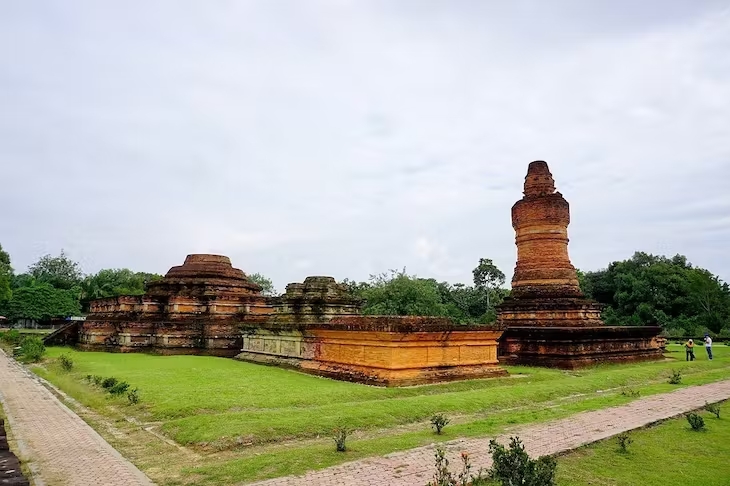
[239,316,505,386]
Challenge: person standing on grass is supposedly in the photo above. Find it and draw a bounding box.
[685,339,695,361]
[704,334,713,360]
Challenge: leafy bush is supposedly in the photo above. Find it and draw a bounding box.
[704,402,721,419]
[621,387,640,398]
[686,413,705,431]
[58,353,74,371]
[108,381,130,396]
[127,388,140,405]
[101,377,119,390]
[488,437,556,486]
[333,427,349,452]
[87,374,136,399]
[0,329,21,345]
[19,337,46,362]
[616,432,633,453]
[431,413,451,435]
[427,446,488,486]
[668,370,682,385]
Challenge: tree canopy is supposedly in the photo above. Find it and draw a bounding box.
[0,243,13,306]
[344,260,509,324]
[581,252,730,335]
[5,281,82,321]
[0,247,162,321]
[248,273,276,296]
[28,250,83,290]
[473,258,506,309]
[80,269,162,309]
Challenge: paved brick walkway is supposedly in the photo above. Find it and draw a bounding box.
[249,379,730,486]
[0,350,154,486]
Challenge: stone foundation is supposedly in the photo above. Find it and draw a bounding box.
[237,316,506,386]
[499,326,664,369]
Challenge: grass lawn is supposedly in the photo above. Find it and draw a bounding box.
[556,405,730,485]
[29,344,730,485]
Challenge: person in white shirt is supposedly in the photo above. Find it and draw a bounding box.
[704,334,713,360]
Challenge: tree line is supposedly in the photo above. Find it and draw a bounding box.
[579,252,730,336]
[1,243,728,336]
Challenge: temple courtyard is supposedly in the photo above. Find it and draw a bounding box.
[0,344,728,485]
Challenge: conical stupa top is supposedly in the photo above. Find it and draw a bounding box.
[523,160,556,197]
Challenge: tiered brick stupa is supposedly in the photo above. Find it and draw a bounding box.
[77,254,272,356]
[498,161,662,368]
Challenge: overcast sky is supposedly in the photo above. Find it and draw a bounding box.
[1,1,729,291]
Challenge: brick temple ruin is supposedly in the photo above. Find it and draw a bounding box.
[45,160,664,382]
[497,161,663,368]
[48,254,505,386]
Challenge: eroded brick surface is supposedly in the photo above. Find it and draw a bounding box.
[247,380,730,486]
[0,350,154,486]
[497,161,662,366]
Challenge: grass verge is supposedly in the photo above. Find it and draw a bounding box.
[28,344,730,485]
[556,403,729,485]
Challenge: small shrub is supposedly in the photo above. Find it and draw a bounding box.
[686,412,705,431]
[616,432,633,453]
[19,337,46,362]
[668,370,682,385]
[58,354,74,371]
[101,377,119,390]
[427,446,488,486]
[704,402,721,419]
[333,427,349,452]
[109,381,130,396]
[431,413,451,435]
[489,437,556,486]
[428,446,454,486]
[127,388,140,405]
[92,375,104,386]
[0,329,21,345]
[621,387,640,398]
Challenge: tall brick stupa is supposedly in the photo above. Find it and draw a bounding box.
[497,161,663,368]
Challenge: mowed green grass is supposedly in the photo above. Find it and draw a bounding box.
[557,405,730,485]
[32,345,730,485]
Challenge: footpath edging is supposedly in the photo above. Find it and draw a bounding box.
[0,416,31,486]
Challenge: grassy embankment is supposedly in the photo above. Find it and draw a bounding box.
[556,404,729,485]
[30,344,730,485]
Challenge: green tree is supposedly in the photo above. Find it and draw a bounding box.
[472,258,506,309]
[359,269,452,317]
[248,273,276,296]
[28,250,83,290]
[6,282,82,321]
[0,243,13,307]
[583,252,730,333]
[688,269,730,333]
[80,269,162,309]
